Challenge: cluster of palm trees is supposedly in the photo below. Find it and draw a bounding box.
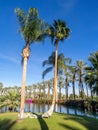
[15,6,70,118]
[15,6,98,118]
[0,7,98,118]
[42,51,98,99]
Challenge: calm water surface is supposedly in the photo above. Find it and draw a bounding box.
[0,103,98,119]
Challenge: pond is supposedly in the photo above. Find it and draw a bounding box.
[0,103,98,119]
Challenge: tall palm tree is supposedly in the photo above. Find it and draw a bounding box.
[0,82,3,96]
[42,19,70,117]
[61,57,71,101]
[84,74,95,98]
[58,76,64,100]
[42,51,65,78]
[64,71,71,100]
[46,79,54,99]
[15,7,48,119]
[76,60,86,99]
[69,66,77,100]
[84,51,98,97]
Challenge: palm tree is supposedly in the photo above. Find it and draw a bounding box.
[85,51,98,96]
[60,57,71,101]
[69,66,77,100]
[58,76,64,100]
[42,52,69,100]
[42,19,70,117]
[42,52,65,78]
[46,79,54,99]
[0,89,20,112]
[15,7,48,119]
[84,74,94,98]
[76,60,86,99]
[32,84,37,99]
[64,71,71,100]
[0,82,3,96]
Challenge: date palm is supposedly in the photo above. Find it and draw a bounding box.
[15,7,48,119]
[42,19,70,117]
[0,82,3,96]
[42,51,65,78]
[58,76,64,100]
[64,71,71,100]
[85,51,98,96]
[46,79,54,99]
[76,60,86,99]
[61,57,71,101]
[84,74,95,98]
[0,89,20,112]
[69,66,78,100]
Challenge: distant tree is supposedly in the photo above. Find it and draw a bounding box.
[42,52,65,78]
[76,60,86,98]
[85,51,98,97]
[69,66,77,100]
[0,82,3,96]
[0,89,20,112]
[46,79,54,99]
[58,76,64,100]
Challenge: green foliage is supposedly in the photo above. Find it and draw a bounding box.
[49,19,70,44]
[42,51,70,79]
[85,51,98,95]
[79,91,86,99]
[69,93,78,99]
[15,7,49,46]
[0,90,20,111]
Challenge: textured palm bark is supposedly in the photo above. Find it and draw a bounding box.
[19,47,30,119]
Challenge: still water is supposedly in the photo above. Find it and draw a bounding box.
[0,103,98,119]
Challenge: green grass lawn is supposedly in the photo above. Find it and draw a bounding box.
[0,112,98,130]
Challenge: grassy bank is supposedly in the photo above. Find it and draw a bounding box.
[0,112,98,130]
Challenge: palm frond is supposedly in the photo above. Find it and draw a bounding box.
[42,67,53,79]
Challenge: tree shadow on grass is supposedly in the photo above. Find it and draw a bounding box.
[0,119,17,130]
[59,123,80,130]
[34,113,49,130]
[59,114,98,130]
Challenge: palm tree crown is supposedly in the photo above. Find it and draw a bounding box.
[15,7,48,46]
[49,19,70,44]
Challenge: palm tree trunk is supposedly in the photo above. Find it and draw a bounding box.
[19,46,30,119]
[55,42,58,102]
[72,76,75,100]
[47,87,50,99]
[19,57,28,119]
[65,78,68,100]
[86,84,88,98]
[42,42,58,117]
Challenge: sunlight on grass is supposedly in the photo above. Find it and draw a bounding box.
[0,112,98,130]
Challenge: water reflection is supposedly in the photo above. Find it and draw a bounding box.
[0,103,98,119]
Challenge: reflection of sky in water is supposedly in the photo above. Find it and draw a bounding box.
[0,103,98,119]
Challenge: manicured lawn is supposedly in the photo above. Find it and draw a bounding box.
[0,112,98,130]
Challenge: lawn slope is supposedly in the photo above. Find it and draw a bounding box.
[0,112,98,130]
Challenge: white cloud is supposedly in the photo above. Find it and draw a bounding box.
[0,53,20,65]
[58,0,78,12]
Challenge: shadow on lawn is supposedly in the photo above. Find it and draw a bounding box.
[0,119,16,130]
[34,113,49,130]
[58,114,98,130]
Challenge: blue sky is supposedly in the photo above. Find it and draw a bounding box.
[0,0,98,87]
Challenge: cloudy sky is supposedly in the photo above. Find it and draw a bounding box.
[0,0,98,87]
